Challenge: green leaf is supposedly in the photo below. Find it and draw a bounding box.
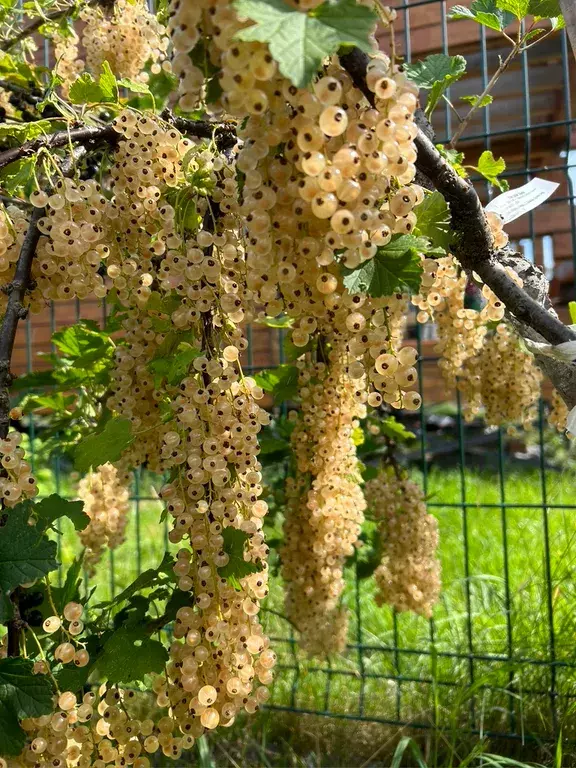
[11,369,58,392]
[0,157,35,195]
[69,63,119,104]
[233,0,377,88]
[0,506,58,594]
[404,54,466,89]
[148,343,200,387]
[31,494,89,532]
[0,120,61,145]
[549,15,565,29]
[99,61,119,101]
[117,77,150,94]
[436,143,468,178]
[93,627,168,684]
[51,322,114,368]
[459,93,493,107]
[568,301,576,325]
[73,417,134,473]
[102,552,175,607]
[218,527,262,587]
[472,149,509,191]
[379,416,416,442]
[55,665,92,695]
[0,658,54,718]
[414,191,452,251]
[0,698,26,756]
[527,0,560,15]
[255,315,294,328]
[495,0,529,18]
[255,364,299,404]
[341,235,429,297]
[404,54,466,118]
[68,73,107,104]
[449,0,516,30]
[50,556,83,614]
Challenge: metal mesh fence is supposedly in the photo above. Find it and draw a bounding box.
[15,0,576,746]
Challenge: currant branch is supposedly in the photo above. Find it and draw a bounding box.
[0,205,43,440]
[0,116,237,173]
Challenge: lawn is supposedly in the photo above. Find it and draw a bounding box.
[45,460,576,765]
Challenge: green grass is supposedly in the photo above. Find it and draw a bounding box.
[50,462,576,766]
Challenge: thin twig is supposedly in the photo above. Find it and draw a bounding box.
[0,114,236,174]
[0,5,75,51]
[0,124,119,173]
[0,205,43,439]
[449,44,520,148]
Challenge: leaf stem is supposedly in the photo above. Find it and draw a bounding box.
[26,623,61,695]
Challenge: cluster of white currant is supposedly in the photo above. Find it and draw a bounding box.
[77,463,131,575]
[17,683,209,766]
[103,111,197,471]
[458,322,542,428]
[99,109,276,734]
[30,178,108,302]
[169,0,424,412]
[151,248,275,732]
[281,346,366,655]
[0,205,41,315]
[79,0,169,82]
[0,427,38,505]
[53,30,83,96]
[365,465,441,617]
[548,389,568,432]
[43,601,89,668]
[412,255,505,391]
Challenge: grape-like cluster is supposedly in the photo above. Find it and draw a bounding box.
[458,322,542,428]
[281,346,366,655]
[0,429,38,505]
[413,255,505,391]
[53,30,84,95]
[17,683,200,765]
[32,178,109,302]
[77,463,131,575]
[100,111,275,734]
[169,0,424,412]
[365,465,441,617]
[80,0,169,82]
[0,204,41,315]
[548,389,568,432]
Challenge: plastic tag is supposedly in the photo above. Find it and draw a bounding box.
[484,178,559,224]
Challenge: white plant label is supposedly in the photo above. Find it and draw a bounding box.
[484,178,559,224]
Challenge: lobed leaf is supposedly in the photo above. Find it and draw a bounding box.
[93,627,168,684]
[0,658,54,719]
[31,494,89,532]
[73,418,134,474]
[233,0,376,87]
[0,506,58,595]
[341,235,431,297]
[450,0,516,30]
[414,191,452,252]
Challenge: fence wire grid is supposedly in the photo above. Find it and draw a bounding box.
[14,0,576,747]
